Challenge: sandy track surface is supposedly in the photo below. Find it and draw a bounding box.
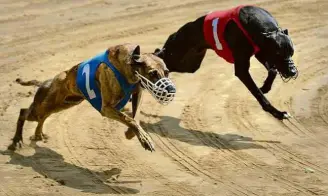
[1,0,328,195]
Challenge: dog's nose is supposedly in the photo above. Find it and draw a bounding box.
[286,59,297,77]
[289,67,297,76]
[288,63,298,77]
[166,85,176,93]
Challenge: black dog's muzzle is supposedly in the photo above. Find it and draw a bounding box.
[278,59,298,82]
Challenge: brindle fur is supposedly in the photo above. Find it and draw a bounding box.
[8,44,169,152]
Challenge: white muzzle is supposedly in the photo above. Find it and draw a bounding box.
[135,71,176,105]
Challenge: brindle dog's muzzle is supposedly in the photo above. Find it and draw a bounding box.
[135,71,176,105]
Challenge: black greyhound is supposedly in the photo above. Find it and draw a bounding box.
[154,5,298,120]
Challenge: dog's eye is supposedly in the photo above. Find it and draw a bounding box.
[149,70,157,78]
[164,70,169,77]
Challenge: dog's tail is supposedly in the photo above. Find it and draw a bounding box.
[15,78,43,87]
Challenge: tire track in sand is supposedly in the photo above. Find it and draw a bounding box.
[143,113,258,196]
[223,79,328,193]
[227,96,328,195]
[181,74,321,195]
[58,106,200,196]
[57,111,132,194]
[317,86,328,125]
[140,73,260,196]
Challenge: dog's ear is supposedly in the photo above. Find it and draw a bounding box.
[131,45,143,64]
[282,28,288,35]
[132,45,140,56]
[154,48,161,54]
[153,48,165,59]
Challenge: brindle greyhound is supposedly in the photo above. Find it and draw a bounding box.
[154,5,298,120]
[8,44,176,152]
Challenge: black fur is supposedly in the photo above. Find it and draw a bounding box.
[154,6,298,120]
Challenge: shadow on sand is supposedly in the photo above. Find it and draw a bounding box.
[1,144,140,195]
[140,112,280,150]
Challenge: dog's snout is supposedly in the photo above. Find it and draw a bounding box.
[166,85,176,93]
[283,58,297,77]
[289,66,297,76]
[288,61,297,77]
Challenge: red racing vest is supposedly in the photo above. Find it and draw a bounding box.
[203,5,260,63]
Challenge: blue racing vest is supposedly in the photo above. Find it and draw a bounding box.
[76,50,136,112]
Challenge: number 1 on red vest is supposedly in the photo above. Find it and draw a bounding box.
[212,18,223,50]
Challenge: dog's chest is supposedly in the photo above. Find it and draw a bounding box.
[76,50,136,112]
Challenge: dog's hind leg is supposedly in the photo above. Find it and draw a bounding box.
[29,118,46,141]
[8,108,28,150]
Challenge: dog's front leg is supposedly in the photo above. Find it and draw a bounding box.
[101,105,155,152]
[255,52,277,94]
[260,68,277,94]
[131,85,143,119]
[234,59,289,120]
[125,85,143,140]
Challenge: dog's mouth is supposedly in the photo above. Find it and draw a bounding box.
[279,71,297,83]
[275,59,299,83]
[135,71,176,105]
[278,67,298,82]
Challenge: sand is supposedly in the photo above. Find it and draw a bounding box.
[0,0,328,195]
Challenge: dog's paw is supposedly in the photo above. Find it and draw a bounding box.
[125,128,136,140]
[282,112,292,119]
[138,133,155,152]
[142,139,155,152]
[7,144,17,151]
[8,137,23,151]
[273,111,292,120]
[30,134,43,141]
[7,142,22,151]
[42,133,49,140]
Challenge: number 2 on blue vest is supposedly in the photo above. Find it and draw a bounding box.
[82,64,97,99]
